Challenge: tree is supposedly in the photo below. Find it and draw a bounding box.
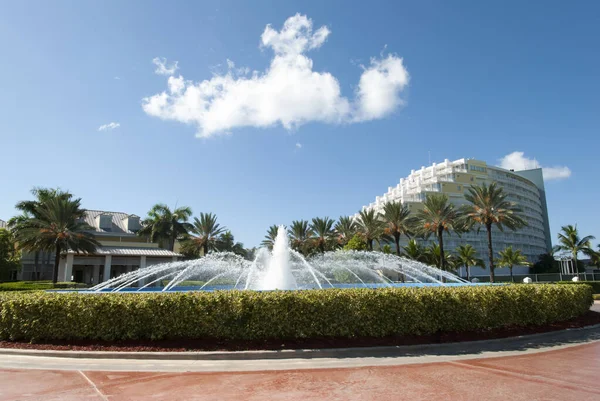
[184,213,227,256]
[415,194,461,270]
[9,187,77,279]
[310,217,335,253]
[531,252,559,274]
[0,229,20,281]
[334,216,356,247]
[381,201,412,256]
[216,231,246,257]
[461,183,526,283]
[402,239,427,262]
[356,209,385,251]
[343,234,367,251]
[425,242,456,272]
[288,220,313,254]
[12,197,100,284]
[261,225,279,250]
[553,225,595,273]
[455,244,484,281]
[497,246,529,281]
[138,204,192,251]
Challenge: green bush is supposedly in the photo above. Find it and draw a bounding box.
[556,281,600,294]
[0,285,592,342]
[0,281,88,292]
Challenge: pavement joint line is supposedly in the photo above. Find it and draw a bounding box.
[78,370,110,401]
[448,360,600,395]
[1,323,599,362]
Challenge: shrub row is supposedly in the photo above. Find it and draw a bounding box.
[0,281,88,292]
[556,281,600,294]
[0,284,592,342]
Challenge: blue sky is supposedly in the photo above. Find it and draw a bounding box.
[0,0,598,248]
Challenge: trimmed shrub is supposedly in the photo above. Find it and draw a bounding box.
[0,285,592,342]
[556,281,600,294]
[0,281,87,292]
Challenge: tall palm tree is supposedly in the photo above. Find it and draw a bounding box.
[138,204,193,251]
[261,225,279,250]
[381,201,412,256]
[415,194,461,270]
[288,220,313,254]
[455,244,484,281]
[356,209,385,251]
[310,217,335,253]
[461,183,526,283]
[402,239,427,262]
[425,242,456,272]
[9,187,77,279]
[185,213,227,256]
[497,246,529,282]
[553,225,595,273]
[12,197,100,284]
[334,216,356,247]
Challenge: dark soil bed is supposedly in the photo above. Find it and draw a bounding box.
[2,311,599,353]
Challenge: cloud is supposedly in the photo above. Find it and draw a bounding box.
[295,142,302,149]
[98,122,120,131]
[114,76,121,80]
[498,151,572,181]
[152,57,179,76]
[142,14,409,137]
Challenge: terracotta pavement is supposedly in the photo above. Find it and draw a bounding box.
[1,341,599,401]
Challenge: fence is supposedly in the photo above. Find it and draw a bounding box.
[466,273,600,283]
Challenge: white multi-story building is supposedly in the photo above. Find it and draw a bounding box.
[356,158,552,275]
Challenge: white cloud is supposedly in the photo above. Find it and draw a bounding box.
[114,76,121,80]
[295,142,302,149]
[152,57,179,76]
[498,151,572,181]
[142,14,409,138]
[98,122,120,131]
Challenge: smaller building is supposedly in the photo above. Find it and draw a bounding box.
[18,210,180,285]
[0,219,6,229]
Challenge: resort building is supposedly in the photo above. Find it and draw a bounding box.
[356,158,552,276]
[18,210,180,284]
[0,219,6,229]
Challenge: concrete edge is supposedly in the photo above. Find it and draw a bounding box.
[1,323,599,361]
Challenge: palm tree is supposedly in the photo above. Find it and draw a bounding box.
[186,213,227,256]
[414,194,461,270]
[12,197,100,284]
[425,242,455,272]
[402,239,427,262]
[9,187,77,280]
[334,216,356,247]
[310,217,335,253]
[288,220,313,254]
[216,231,246,257]
[381,201,412,256]
[455,244,484,281]
[138,204,192,251]
[261,225,279,250]
[497,246,529,281]
[553,225,595,273]
[356,209,385,251]
[461,183,526,283]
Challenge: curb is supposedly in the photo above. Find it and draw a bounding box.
[1,324,599,361]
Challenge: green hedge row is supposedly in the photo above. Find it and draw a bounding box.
[0,285,592,342]
[0,281,88,292]
[556,281,600,294]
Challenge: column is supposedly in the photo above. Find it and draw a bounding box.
[62,254,74,282]
[92,265,100,285]
[138,256,147,288]
[103,255,112,281]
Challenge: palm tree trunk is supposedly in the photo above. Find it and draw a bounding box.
[52,244,61,285]
[573,251,578,275]
[367,239,373,251]
[486,223,495,283]
[510,265,513,282]
[394,234,401,256]
[34,250,39,281]
[465,264,470,281]
[438,229,445,270]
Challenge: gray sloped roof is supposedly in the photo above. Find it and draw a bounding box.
[83,210,138,235]
[67,246,181,257]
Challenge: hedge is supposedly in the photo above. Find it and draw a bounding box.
[556,281,600,294]
[0,281,88,292]
[0,285,592,342]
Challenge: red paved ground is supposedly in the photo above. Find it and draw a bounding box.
[1,342,599,401]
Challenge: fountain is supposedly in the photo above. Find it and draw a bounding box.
[90,226,469,292]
